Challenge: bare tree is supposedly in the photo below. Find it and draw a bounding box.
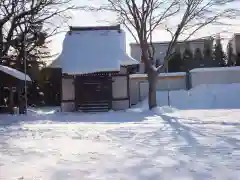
[0,0,76,108]
[95,0,180,109]
[0,0,75,65]
[85,0,239,109]
[164,0,239,69]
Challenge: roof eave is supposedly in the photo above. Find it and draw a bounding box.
[69,24,121,32]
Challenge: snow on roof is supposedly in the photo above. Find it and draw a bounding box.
[121,56,139,66]
[190,66,240,73]
[119,30,139,66]
[49,55,139,68]
[48,50,139,69]
[159,72,186,76]
[49,26,138,73]
[61,29,119,74]
[0,65,31,81]
[130,72,186,78]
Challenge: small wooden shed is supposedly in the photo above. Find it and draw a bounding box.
[49,25,139,112]
[0,64,31,113]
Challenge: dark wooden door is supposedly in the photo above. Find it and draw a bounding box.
[75,75,112,112]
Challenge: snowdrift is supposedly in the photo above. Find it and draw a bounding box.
[1,83,240,125]
[134,83,240,110]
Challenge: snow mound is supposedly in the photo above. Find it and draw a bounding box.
[152,106,178,114]
[133,83,240,110]
[190,66,240,72]
[1,83,240,125]
[28,107,60,115]
[127,105,177,115]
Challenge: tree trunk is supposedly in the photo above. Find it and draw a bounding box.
[18,83,26,114]
[0,28,3,58]
[147,69,158,109]
[140,43,158,109]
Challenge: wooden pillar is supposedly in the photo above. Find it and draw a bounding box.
[109,75,113,110]
[127,74,130,108]
[0,86,2,106]
[9,87,14,114]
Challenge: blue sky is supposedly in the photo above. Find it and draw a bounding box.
[48,0,240,60]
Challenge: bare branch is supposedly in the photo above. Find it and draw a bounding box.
[0,0,75,62]
[82,0,240,108]
[162,0,240,70]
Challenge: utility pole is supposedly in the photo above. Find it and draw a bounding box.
[166,56,170,106]
[24,32,28,115]
[22,0,28,115]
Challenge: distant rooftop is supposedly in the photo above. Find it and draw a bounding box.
[130,37,214,46]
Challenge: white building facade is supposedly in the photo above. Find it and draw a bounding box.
[228,33,240,65]
[130,38,214,72]
[228,33,240,55]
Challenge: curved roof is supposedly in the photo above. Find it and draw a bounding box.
[49,53,139,68]
[48,26,139,73]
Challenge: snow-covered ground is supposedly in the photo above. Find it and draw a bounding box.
[1,84,240,180]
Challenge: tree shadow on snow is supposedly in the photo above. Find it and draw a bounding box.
[160,113,240,148]
[1,110,239,180]
[145,113,240,179]
[163,113,239,153]
[48,110,158,123]
[0,109,158,126]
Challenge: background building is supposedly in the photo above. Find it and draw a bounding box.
[228,33,240,55]
[227,33,240,65]
[130,37,214,72]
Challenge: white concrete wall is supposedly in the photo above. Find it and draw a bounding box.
[130,73,187,105]
[112,100,129,110]
[61,77,75,112]
[112,75,129,110]
[139,82,148,101]
[61,102,75,112]
[190,67,240,88]
[157,76,187,90]
[62,77,75,101]
[130,78,142,105]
